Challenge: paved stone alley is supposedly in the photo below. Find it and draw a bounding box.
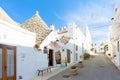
[48,54,120,80]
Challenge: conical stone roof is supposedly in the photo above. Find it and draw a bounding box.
[20,11,51,45]
[60,36,72,44]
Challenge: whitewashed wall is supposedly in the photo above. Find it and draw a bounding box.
[0,20,36,47]
[16,46,48,80]
[85,26,92,53]
[57,23,92,63]
[77,39,83,61]
[40,31,57,50]
[60,38,83,63]
[108,43,113,56]
[117,51,120,66]
[113,3,120,23]
[40,31,63,66]
[65,39,75,63]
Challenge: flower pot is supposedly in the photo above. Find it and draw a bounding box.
[69,66,78,76]
[78,61,84,68]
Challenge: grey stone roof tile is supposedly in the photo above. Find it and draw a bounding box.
[20,12,51,45]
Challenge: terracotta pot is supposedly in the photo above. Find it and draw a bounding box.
[78,62,84,68]
[69,67,78,76]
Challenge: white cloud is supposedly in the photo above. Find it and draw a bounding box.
[54,12,64,21]
[63,2,111,24]
[90,24,109,43]
[92,30,107,38]
[54,0,120,43]
[60,2,114,42]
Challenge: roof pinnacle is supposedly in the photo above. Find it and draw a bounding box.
[35,11,39,15]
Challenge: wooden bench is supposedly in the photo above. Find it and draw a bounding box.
[37,67,51,76]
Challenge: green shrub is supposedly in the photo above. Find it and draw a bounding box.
[104,44,108,52]
[90,48,94,51]
[84,53,90,60]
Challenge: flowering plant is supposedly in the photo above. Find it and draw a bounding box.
[34,44,39,49]
[71,65,77,69]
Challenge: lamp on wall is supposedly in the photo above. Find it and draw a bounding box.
[56,39,59,42]
[56,37,59,42]
[43,46,48,54]
[62,48,64,52]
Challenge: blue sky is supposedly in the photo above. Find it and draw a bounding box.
[0,0,120,43]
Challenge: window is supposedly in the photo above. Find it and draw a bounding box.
[76,45,78,51]
[118,41,119,52]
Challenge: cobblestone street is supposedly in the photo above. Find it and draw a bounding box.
[49,54,120,80]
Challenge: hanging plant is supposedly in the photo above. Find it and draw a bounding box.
[34,44,42,51]
[34,44,39,49]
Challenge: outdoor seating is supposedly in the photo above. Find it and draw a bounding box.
[37,67,52,76]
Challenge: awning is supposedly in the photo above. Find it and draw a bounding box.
[45,41,62,51]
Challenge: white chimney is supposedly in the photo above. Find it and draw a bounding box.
[50,24,55,30]
[35,11,39,15]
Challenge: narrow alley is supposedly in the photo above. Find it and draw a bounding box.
[49,53,120,80]
[1,1,120,80]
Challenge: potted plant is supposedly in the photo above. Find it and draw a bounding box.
[78,61,84,68]
[83,53,90,60]
[34,44,39,49]
[69,65,78,76]
[34,44,41,51]
[104,44,108,53]
[90,48,94,51]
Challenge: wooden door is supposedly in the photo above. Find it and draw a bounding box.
[49,49,53,66]
[55,51,61,64]
[0,45,2,80]
[67,49,70,63]
[0,44,16,80]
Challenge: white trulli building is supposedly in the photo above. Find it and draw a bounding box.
[0,6,92,80]
[0,7,36,46]
[56,23,92,64]
[0,7,60,80]
[108,4,120,67]
[19,11,63,79]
